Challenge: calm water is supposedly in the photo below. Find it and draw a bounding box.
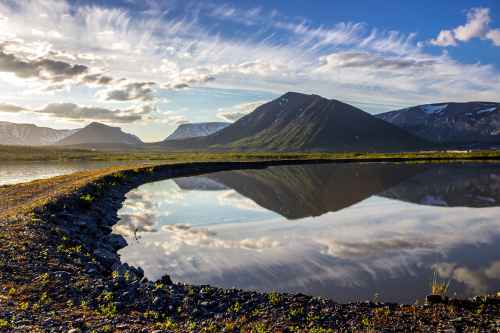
[115,163,500,303]
[0,161,133,185]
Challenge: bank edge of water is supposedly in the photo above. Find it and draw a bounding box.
[0,160,499,332]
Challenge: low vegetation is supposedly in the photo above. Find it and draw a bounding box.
[2,143,500,162]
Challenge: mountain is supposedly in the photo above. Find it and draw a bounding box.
[376,102,500,145]
[160,92,428,152]
[165,122,230,141]
[0,121,77,146]
[56,122,143,146]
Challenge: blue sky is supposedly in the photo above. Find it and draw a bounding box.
[0,0,499,141]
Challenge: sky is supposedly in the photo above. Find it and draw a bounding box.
[0,0,499,142]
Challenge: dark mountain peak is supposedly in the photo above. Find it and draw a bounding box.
[56,122,142,146]
[162,91,428,152]
[85,122,117,129]
[377,101,500,145]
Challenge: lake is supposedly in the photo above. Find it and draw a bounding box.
[115,163,500,303]
[0,161,136,185]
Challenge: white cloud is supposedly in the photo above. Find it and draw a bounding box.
[486,29,500,46]
[430,30,457,47]
[0,0,498,121]
[431,7,500,48]
[454,8,491,42]
[98,81,156,102]
[0,102,27,112]
[216,100,267,122]
[0,101,154,123]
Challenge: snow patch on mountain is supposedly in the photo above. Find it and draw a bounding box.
[0,121,77,146]
[477,107,497,114]
[165,122,230,141]
[420,104,448,114]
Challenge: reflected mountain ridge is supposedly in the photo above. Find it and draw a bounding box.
[175,164,426,219]
[380,164,500,208]
[174,163,500,219]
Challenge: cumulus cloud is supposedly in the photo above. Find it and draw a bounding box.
[159,224,280,252]
[431,7,499,47]
[160,73,215,90]
[0,42,158,102]
[98,81,156,102]
[0,45,89,83]
[430,30,457,47]
[454,8,491,42]
[36,103,153,123]
[0,102,27,112]
[81,73,114,85]
[216,100,267,122]
[486,29,500,46]
[0,101,153,123]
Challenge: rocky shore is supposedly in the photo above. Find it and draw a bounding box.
[0,161,499,332]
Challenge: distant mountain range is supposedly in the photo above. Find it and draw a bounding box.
[1,93,499,151]
[0,121,78,146]
[56,122,143,146]
[376,102,500,145]
[164,122,230,141]
[160,92,428,152]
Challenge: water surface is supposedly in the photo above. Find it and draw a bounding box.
[116,163,500,303]
[0,161,133,185]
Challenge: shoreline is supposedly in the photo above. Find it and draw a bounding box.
[0,160,499,332]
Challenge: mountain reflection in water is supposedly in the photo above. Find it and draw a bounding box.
[115,163,500,303]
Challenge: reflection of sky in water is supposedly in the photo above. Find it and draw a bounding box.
[115,168,500,303]
[0,161,133,185]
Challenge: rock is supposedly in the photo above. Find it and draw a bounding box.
[159,274,173,285]
[107,234,128,250]
[93,248,119,265]
[426,294,444,304]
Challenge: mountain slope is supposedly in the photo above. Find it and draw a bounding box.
[376,102,500,144]
[165,122,230,141]
[56,122,143,146]
[160,92,429,152]
[0,121,77,146]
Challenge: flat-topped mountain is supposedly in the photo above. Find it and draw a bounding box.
[0,121,77,146]
[376,102,500,145]
[56,122,143,146]
[164,122,229,141]
[161,92,428,152]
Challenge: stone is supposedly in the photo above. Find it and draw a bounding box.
[159,274,173,285]
[107,234,128,250]
[93,248,119,265]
